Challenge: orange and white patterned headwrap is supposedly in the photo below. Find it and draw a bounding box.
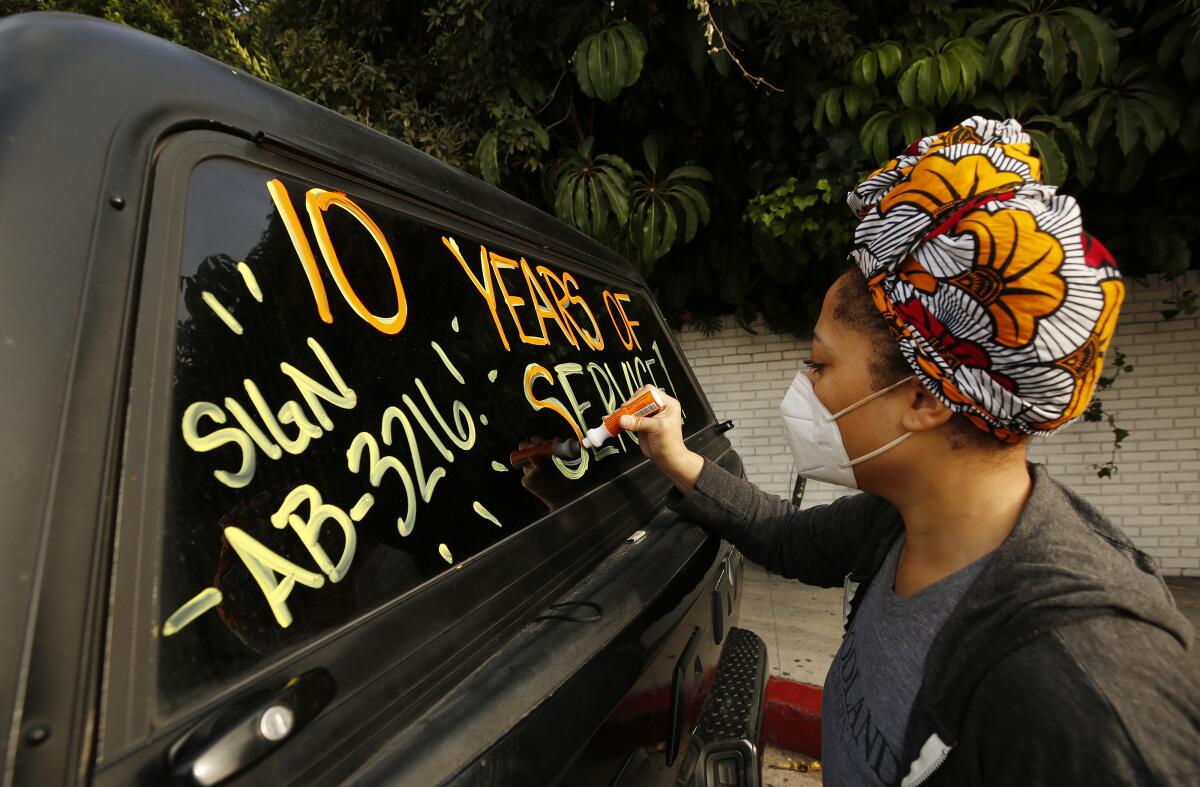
[847,116,1125,443]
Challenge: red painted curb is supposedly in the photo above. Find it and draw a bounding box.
[763,676,822,758]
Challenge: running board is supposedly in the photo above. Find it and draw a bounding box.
[674,627,768,787]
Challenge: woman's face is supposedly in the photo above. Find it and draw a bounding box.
[806,274,914,485]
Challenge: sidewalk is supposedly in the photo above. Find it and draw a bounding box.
[740,564,1200,786]
[739,560,843,686]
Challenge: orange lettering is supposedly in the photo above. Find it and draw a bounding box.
[490,252,547,346]
[305,189,408,335]
[267,179,333,325]
[442,237,510,351]
[603,290,642,350]
[521,258,577,348]
[523,363,584,442]
[538,267,604,351]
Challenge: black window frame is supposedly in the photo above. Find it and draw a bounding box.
[97,129,715,777]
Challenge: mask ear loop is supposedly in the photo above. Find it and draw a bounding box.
[829,375,917,469]
[839,431,913,469]
[828,374,916,420]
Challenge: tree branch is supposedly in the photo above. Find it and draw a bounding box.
[689,0,782,92]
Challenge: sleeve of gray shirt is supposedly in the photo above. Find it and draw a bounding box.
[664,456,890,588]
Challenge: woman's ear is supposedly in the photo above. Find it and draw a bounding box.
[899,383,954,433]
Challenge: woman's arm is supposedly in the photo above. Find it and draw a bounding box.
[665,455,884,587]
[619,386,888,586]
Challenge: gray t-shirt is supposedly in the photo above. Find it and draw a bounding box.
[821,535,992,786]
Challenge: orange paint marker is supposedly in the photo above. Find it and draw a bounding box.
[582,388,665,449]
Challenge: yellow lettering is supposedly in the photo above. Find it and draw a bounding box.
[412,378,476,452]
[347,429,418,537]
[279,337,357,431]
[225,397,283,459]
[243,379,323,455]
[269,485,358,583]
[162,587,223,637]
[181,401,258,489]
[380,406,446,505]
[224,526,325,629]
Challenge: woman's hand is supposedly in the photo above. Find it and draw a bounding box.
[618,385,705,494]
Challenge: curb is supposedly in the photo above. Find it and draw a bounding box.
[762,676,822,758]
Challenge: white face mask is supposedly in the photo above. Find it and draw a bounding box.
[779,371,915,489]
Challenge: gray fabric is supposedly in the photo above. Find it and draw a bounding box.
[665,457,1200,786]
[821,535,991,786]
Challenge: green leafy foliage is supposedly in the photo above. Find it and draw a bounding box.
[544,134,711,273]
[573,21,646,103]
[624,135,713,271]
[546,136,633,239]
[6,0,1196,342]
[970,3,1118,89]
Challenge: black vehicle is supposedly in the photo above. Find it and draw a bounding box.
[0,12,766,786]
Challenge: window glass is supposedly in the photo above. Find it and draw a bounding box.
[157,157,707,711]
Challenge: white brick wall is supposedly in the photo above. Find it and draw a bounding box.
[674,270,1200,576]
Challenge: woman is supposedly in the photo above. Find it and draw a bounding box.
[621,117,1200,786]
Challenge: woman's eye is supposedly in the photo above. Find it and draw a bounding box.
[801,359,824,372]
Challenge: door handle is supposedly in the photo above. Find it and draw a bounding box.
[168,668,336,786]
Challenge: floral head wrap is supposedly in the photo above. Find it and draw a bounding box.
[846,116,1125,443]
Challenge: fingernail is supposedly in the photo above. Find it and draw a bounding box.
[619,415,634,429]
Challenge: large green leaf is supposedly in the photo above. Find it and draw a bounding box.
[984,16,1023,86]
[595,168,630,225]
[997,17,1033,87]
[675,190,700,242]
[1131,99,1167,152]
[1060,8,1118,83]
[476,130,500,186]
[898,62,920,107]
[574,22,647,103]
[1036,17,1068,87]
[1087,94,1115,148]
[1027,128,1068,184]
[918,57,937,105]
[1114,100,1140,155]
[957,44,980,99]
[673,183,712,224]
[1060,12,1100,89]
[667,164,714,182]
[861,110,894,162]
[573,37,596,97]
[615,23,647,87]
[826,87,843,125]
[657,202,679,259]
[590,178,609,236]
[1130,82,1180,134]
[642,134,662,175]
[878,42,904,78]
[851,49,877,86]
[966,8,1021,38]
[939,51,961,101]
[1057,87,1104,117]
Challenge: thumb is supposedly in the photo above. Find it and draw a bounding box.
[620,414,659,433]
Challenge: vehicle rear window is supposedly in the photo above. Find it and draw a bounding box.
[156,156,706,711]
